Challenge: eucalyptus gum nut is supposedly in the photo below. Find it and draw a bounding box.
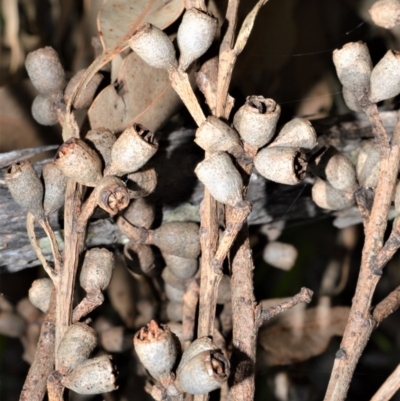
[195,152,244,207]
[312,177,355,210]
[332,42,372,98]
[85,128,116,168]
[61,355,118,395]
[126,165,158,198]
[233,96,281,149]
[166,301,183,322]
[109,124,158,176]
[124,242,155,275]
[57,323,97,375]
[177,8,218,71]
[162,253,198,280]
[356,140,381,188]
[217,275,231,305]
[195,116,243,157]
[25,47,65,94]
[313,147,357,191]
[369,50,400,103]
[129,24,177,70]
[80,248,114,293]
[342,86,363,112]
[28,278,53,313]
[64,69,103,109]
[162,267,187,290]
[134,320,178,382]
[123,197,155,229]
[262,241,298,271]
[100,326,131,353]
[179,337,217,367]
[94,176,130,215]
[165,283,185,302]
[254,147,307,185]
[153,221,200,259]
[369,0,400,29]
[54,138,103,187]
[269,118,317,150]
[5,160,44,220]
[176,350,229,394]
[42,161,67,216]
[31,94,59,126]
[0,311,26,338]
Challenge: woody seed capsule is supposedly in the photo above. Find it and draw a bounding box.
[254,147,307,185]
[28,278,53,313]
[369,50,400,103]
[312,177,355,210]
[134,320,178,382]
[80,248,115,294]
[94,176,130,215]
[233,96,281,149]
[342,86,363,112]
[109,123,158,176]
[31,94,59,126]
[124,197,155,229]
[332,42,372,99]
[162,253,198,280]
[195,152,244,207]
[61,355,118,394]
[312,147,357,191]
[195,116,243,157]
[176,337,230,395]
[269,118,317,150]
[262,241,298,271]
[42,161,68,216]
[85,128,116,168]
[369,0,400,29]
[165,283,185,302]
[5,160,44,220]
[55,138,103,187]
[166,301,184,322]
[162,267,187,291]
[356,140,381,188]
[153,221,201,259]
[126,165,158,199]
[57,323,97,375]
[129,24,178,69]
[25,47,65,95]
[177,8,218,71]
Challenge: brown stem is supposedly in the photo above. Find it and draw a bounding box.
[255,287,313,327]
[19,290,56,401]
[76,190,97,233]
[116,216,152,244]
[370,364,400,401]
[55,180,85,368]
[47,371,64,401]
[169,68,206,126]
[220,0,240,54]
[38,218,62,272]
[372,285,400,326]
[323,112,400,401]
[184,0,206,11]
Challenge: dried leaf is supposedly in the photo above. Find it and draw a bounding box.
[88,52,181,133]
[98,0,185,51]
[258,306,350,366]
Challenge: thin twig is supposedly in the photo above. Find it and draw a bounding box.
[26,213,56,281]
[72,292,105,323]
[182,273,200,349]
[255,287,313,327]
[169,68,206,126]
[373,285,400,326]
[370,364,400,401]
[19,290,56,401]
[38,218,62,271]
[184,0,206,11]
[216,0,269,117]
[324,112,400,401]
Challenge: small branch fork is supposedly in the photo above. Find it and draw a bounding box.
[324,111,400,401]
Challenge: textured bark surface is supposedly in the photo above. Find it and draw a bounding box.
[0,110,397,272]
